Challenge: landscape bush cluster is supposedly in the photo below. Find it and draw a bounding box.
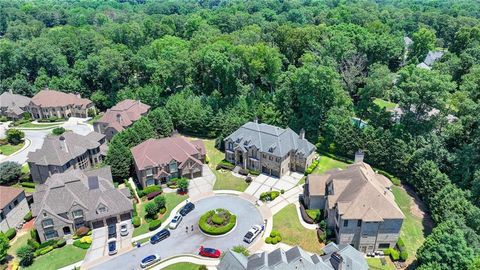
[259,191,280,202]
[199,209,237,235]
[137,185,162,198]
[265,231,282,245]
[305,158,320,175]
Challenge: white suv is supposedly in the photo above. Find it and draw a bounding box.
[169,214,183,229]
[243,224,264,243]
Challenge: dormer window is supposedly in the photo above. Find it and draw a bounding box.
[72,210,83,219]
[97,205,108,214]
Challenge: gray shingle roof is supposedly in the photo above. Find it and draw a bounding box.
[0,91,31,116]
[32,166,132,221]
[225,122,316,157]
[27,131,105,166]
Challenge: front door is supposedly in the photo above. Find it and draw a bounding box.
[63,226,71,235]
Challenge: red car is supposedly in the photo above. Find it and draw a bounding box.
[199,246,221,258]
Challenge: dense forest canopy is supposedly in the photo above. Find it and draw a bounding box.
[2,0,480,268]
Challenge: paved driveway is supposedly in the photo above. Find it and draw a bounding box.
[245,172,304,198]
[188,165,216,199]
[89,195,264,270]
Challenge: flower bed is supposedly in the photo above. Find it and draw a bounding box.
[198,208,237,235]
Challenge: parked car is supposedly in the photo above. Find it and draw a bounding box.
[199,246,221,258]
[107,239,117,255]
[169,214,183,229]
[140,254,161,268]
[243,224,264,243]
[150,229,170,244]
[108,224,117,239]
[179,202,195,216]
[120,223,128,237]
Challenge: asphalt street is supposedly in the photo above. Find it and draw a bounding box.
[90,195,264,270]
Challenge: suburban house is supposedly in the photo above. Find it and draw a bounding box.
[26,88,95,119]
[31,167,132,243]
[27,131,107,184]
[224,121,316,177]
[0,186,30,232]
[303,154,404,253]
[416,50,444,70]
[93,99,150,141]
[218,243,368,270]
[0,90,31,120]
[131,136,206,188]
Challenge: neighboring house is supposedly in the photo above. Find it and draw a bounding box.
[27,88,95,119]
[27,131,107,184]
[0,186,30,232]
[131,136,206,188]
[0,90,31,120]
[224,121,316,177]
[218,243,368,270]
[416,51,444,70]
[303,154,404,253]
[93,99,150,141]
[31,167,132,243]
[390,105,457,123]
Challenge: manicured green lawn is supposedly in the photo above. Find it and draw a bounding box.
[202,139,248,192]
[367,258,396,270]
[312,156,349,175]
[11,182,35,193]
[17,122,62,128]
[163,262,200,270]
[273,204,322,253]
[392,186,427,259]
[7,232,30,260]
[0,142,24,155]
[24,245,87,270]
[373,98,397,110]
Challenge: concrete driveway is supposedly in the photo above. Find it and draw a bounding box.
[245,172,304,198]
[1,118,93,164]
[88,195,264,270]
[188,165,216,200]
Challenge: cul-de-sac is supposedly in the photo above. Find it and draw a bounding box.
[1,1,479,270]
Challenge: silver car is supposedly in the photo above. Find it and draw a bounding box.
[243,224,264,243]
[120,222,129,237]
[169,214,183,229]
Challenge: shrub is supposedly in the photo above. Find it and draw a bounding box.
[271,237,278,244]
[132,203,138,217]
[270,230,279,238]
[216,160,235,170]
[154,195,166,209]
[23,212,33,222]
[146,191,162,200]
[27,239,40,250]
[400,250,408,261]
[248,170,260,176]
[305,159,320,175]
[80,236,92,244]
[30,229,39,242]
[275,235,282,242]
[34,246,53,257]
[5,228,16,240]
[259,191,280,202]
[280,189,285,194]
[265,231,282,245]
[21,182,35,188]
[52,127,65,135]
[139,185,162,198]
[232,245,249,256]
[198,209,237,235]
[205,155,210,164]
[132,216,141,227]
[73,239,91,249]
[75,226,89,237]
[211,214,224,225]
[0,161,22,184]
[54,239,66,248]
[145,201,159,216]
[265,237,272,244]
[17,245,35,266]
[383,248,391,256]
[386,248,399,261]
[148,220,162,231]
[39,239,56,249]
[238,168,249,175]
[177,178,189,192]
[245,176,253,183]
[6,129,24,145]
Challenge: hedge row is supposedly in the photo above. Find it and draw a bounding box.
[259,191,280,202]
[21,182,35,188]
[5,228,16,240]
[199,210,237,235]
[23,211,33,222]
[299,204,315,224]
[137,185,162,198]
[132,216,141,227]
[216,160,235,171]
[305,158,320,175]
[396,238,409,261]
[149,220,162,231]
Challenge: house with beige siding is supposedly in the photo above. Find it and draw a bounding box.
[131,136,205,188]
[303,158,404,253]
[31,167,132,243]
[93,99,150,141]
[27,88,95,119]
[27,131,107,184]
[224,121,316,177]
[0,186,30,232]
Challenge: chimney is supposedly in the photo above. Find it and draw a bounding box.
[59,136,68,153]
[8,89,12,94]
[354,150,364,163]
[116,113,122,123]
[253,117,258,123]
[75,92,81,98]
[88,176,99,190]
[330,252,343,270]
[299,128,305,140]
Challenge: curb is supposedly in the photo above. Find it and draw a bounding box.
[0,138,31,161]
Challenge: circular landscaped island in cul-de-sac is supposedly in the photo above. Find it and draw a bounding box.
[198,208,237,236]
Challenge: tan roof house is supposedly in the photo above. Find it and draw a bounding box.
[131,136,206,188]
[27,88,95,119]
[93,99,150,141]
[32,167,132,242]
[303,157,404,254]
[0,90,31,119]
[0,186,30,232]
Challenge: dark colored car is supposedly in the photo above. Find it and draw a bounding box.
[140,254,161,268]
[108,239,117,255]
[179,202,195,216]
[150,229,170,244]
[108,224,116,239]
[199,246,221,258]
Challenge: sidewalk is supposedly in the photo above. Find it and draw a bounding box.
[148,255,219,270]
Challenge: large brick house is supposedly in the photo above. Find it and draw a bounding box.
[0,90,31,120]
[93,99,150,141]
[0,186,30,232]
[224,121,316,177]
[27,88,95,119]
[131,136,206,188]
[32,167,132,243]
[27,131,107,184]
[303,159,404,253]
